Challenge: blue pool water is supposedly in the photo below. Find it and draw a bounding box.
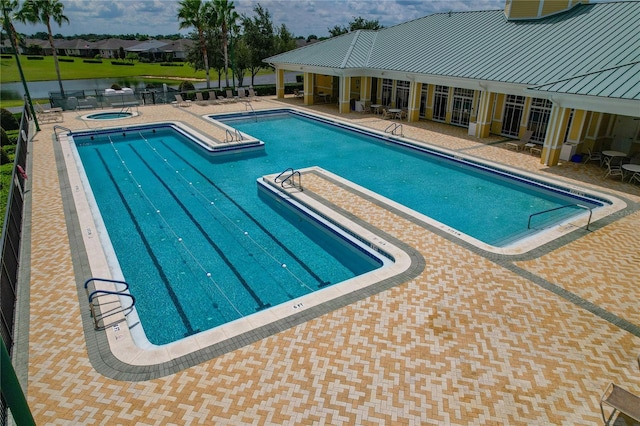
[219,111,605,246]
[86,111,133,120]
[72,109,606,345]
[73,125,385,345]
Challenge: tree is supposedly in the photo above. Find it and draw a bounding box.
[177,0,214,89]
[232,36,249,87]
[241,4,275,86]
[213,0,239,88]
[1,0,21,55]
[276,23,296,53]
[17,0,69,96]
[328,16,384,37]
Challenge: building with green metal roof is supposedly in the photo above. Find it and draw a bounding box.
[265,0,640,166]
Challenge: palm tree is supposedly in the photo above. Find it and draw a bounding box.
[17,0,69,96]
[213,0,239,88]
[177,0,213,89]
[1,0,21,52]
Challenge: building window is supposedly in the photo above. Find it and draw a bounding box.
[396,80,410,109]
[527,98,552,143]
[382,79,393,106]
[433,85,448,122]
[451,88,474,127]
[419,85,429,118]
[501,95,525,137]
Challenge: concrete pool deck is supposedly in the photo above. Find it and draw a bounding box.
[15,97,640,424]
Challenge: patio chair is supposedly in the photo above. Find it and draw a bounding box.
[505,130,534,151]
[600,383,640,425]
[582,147,602,166]
[603,156,624,180]
[174,94,191,107]
[381,108,393,120]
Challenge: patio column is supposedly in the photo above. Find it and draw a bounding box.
[541,103,571,166]
[474,89,494,138]
[407,82,422,122]
[339,75,351,113]
[359,76,372,103]
[303,72,315,105]
[276,68,285,99]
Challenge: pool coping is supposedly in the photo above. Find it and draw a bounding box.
[55,129,425,380]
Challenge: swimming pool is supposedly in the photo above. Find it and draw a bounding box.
[85,111,134,120]
[71,123,390,346]
[67,108,620,354]
[213,110,611,249]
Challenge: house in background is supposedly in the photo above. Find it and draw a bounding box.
[126,39,192,62]
[266,0,640,166]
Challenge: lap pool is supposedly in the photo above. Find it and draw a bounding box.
[67,108,618,352]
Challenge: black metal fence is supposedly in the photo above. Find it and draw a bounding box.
[0,101,30,425]
[0,102,29,353]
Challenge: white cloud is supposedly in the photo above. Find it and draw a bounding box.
[10,0,617,39]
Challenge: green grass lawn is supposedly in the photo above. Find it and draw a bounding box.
[0,55,211,82]
[0,55,274,83]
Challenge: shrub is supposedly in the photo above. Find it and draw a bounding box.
[0,147,10,165]
[83,59,102,63]
[179,81,195,92]
[110,83,122,90]
[1,55,12,59]
[1,128,9,148]
[111,61,134,66]
[0,108,19,131]
[26,56,44,60]
[59,57,74,62]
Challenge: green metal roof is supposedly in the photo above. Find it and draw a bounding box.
[265,1,640,101]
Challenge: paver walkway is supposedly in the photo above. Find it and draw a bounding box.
[15,98,640,424]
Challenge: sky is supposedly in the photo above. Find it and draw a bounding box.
[10,0,510,39]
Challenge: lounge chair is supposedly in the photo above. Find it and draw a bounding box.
[237,88,249,102]
[504,130,533,151]
[35,102,63,123]
[195,92,208,106]
[208,91,221,105]
[505,130,534,151]
[174,94,191,107]
[248,88,259,101]
[225,89,237,102]
[600,383,640,425]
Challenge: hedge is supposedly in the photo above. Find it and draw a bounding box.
[111,61,135,66]
[26,56,44,60]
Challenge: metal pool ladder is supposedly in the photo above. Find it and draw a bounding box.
[385,122,403,137]
[84,278,136,330]
[275,167,302,190]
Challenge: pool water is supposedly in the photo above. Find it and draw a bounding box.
[86,111,133,120]
[221,112,605,246]
[72,110,606,345]
[74,126,384,345]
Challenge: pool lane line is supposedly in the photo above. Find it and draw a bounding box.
[94,149,197,336]
[128,145,270,311]
[159,141,328,288]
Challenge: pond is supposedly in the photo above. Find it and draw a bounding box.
[0,72,299,100]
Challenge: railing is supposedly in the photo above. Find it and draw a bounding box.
[84,278,136,330]
[274,168,302,190]
[244,102,257,122]
[385,122,403,136]
[53,125,73,141]
[528,204,593,230]
[224,128,244,143]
